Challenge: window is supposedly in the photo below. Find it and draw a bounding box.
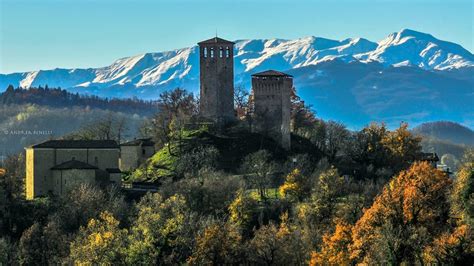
[142,149,146,155]
[219,47,223,58]
[226,47,230,58]
[94,156,98,166]
[210,48,214,58]
[203,47,208,58]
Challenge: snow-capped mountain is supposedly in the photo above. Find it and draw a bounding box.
[1,28,472,97]
[1,29,473,128]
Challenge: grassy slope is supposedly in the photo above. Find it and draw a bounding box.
[128,128,323,183]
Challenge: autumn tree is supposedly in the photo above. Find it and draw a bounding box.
[126,193,194,264]
[295,167,346,248]
[228,189,259,236]
[350,162,452,264]
[187,221,243,265]
[309,220,353,266]
[247,213,306,265]
[69,211,128,265]
[451,149,474,227]
[279,168,306,201]
[381,122,422,170]
[423,224,472,264]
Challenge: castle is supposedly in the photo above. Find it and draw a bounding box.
[25,36,293,199]
[198,36,293,149]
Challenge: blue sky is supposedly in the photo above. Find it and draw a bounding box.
[0,0,472,73]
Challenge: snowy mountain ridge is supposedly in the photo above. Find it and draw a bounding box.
[1,28,472,95]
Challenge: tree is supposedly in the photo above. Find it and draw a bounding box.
[0,154,25,200]
[19,221,68,265]
[126,193,193,264]
[69,211,127,265]
[228,189,259,236]
[451,149,474,227]
[234,85,249,119]
[423,224,473,264]
[151,88,197,153]
[381,122,422,170]
[68,113,128,142]
[323,121,350,162]
[175,145,219,178]
[295,167,346,248]
[241,150,277,200]
[187,221,243,265]
[279,168,306,201]
[290,87,317,132]
[247,213,306,265]
[309,220,353,266]
[350,162,452,264]
[57,184,128,233]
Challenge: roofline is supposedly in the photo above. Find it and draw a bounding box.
[251,70,293,77]
[198,37,235,45]
[26,147,120,150]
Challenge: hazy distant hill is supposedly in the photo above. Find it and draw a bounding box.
[413,121,474,146]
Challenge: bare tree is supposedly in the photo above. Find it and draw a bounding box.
[234,85,249,119]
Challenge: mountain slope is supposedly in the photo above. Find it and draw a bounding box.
[413,121,474,146]
[1,28,472,95]
[1,29,473,129]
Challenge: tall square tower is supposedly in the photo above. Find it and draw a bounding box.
[198,37,235,125]
[251,70,293,150]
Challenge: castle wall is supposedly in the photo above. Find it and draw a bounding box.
[199,43,235,124]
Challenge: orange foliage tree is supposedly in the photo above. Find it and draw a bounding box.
[350,161,451,264]
[309,220,353,266]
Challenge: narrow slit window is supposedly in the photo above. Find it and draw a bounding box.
[226,47,230,57]
[210,48,214,58]
[219,47,223,58]
[203,47,208,58]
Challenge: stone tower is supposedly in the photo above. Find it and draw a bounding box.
[251,70,293,150]
[198,37,235,125]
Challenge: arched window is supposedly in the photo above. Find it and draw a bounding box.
[225,47,230,58]
[210,48,214,58]
[219,47,223,58]
[203,47,208,58]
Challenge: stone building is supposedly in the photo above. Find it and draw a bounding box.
[198,37,235,125]
[251,70,293,150]
[25,140,121,199]
[119,138,155,171]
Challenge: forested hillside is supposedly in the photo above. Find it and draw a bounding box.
[0,85,158,116]
[0,85,157,155]
[0,88,471,265]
